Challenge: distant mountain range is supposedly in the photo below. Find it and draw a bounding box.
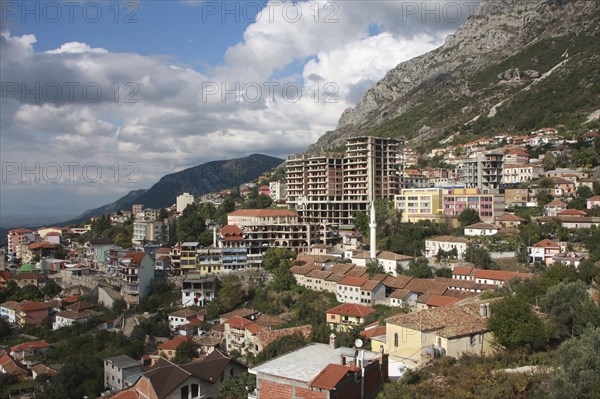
[60,154,284,225]
[311,0,600,152]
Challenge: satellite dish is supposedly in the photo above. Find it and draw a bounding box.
[354,339,363,348]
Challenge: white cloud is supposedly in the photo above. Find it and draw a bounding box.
[0,0,477,217]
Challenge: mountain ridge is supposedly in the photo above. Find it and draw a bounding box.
[310,0,600,152]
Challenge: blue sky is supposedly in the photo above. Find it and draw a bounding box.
[0,0,477,223]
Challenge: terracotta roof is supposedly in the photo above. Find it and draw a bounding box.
[255,314,286,329]
[155,248,171,254]
[360,325,386,339]
[306,270,333,280]
[465,223,498,230]
[0,354,27,376]
[534,239,559,248]
[9,228,32,234]
[495,214,525,222]
[404,278,448,295]
[327,263,356,275]
[473,269,533,282]
[360,280,381,291]
[221,225,244,241]
[219,308,257,320]
[12,272,47,281]
[345,267,368,278]
[16,301,48,312]
[290,264,318,276]
[0,301,19,310]
[56,309,99,320]
[427,235,471,244]
[389,289,412,299]
[257,325,312,348]
[228,209,298,217]
[426,295,459,307]
[65,301,96,312]
[557,209,587,216]
[452,266,473,276]
[0,271,11,282]
[337,276,368,287]
[325,274,345,282]
[326,304,375,317]
[181,349,243,383]
[31,363,59,378]
[546,200,567,207]
[382,275,413,289]
[506,147,529,156]
[158,336,192,350]
[169,309,198,319]
[11,340,51,352]
[123,252,146,265]
[309,363,355,390]
[386,301,492,338]
[352,250,413,261]
[29,242,56,250]
[108,390,140,399]
[225,316,263,334]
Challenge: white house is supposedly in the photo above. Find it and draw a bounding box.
[425,236,472,260]
[464,223,499,236]
[350,250,413,276]
[52,309,101,330]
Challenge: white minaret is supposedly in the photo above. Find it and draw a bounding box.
[369,202,377,259]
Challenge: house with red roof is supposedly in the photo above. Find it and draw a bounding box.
[157,336,192,360]
[326,304,375,332]
[494,213,525,229]
[473,269,534,287]
[0,271,12,289]
[587,196,600,210]
[335,276,386,306]
[223,316,263,357]
[118,252,154,305]
[10,340,51,361]
[528,238,563,265]
[6,228,34,259]
[249,342,388,399]
[545,199,568,216]
[15,301,49,327]
[0,353,28,379]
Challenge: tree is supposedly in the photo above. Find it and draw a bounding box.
[366,259,385,277]
[41,280,62,298]
[218,372,256,399]
[435,267,453,278]
[459,208,481,227]
[254,333,307,364]
[173,341,198,364]
[262,248,295,272]
[488,294,551,351]
[215,275,244,314]
[464,245,497,269]
[158,208,169,220]
[578,260,600,284]
[541,281,588,338]
[541,263,578,287]
[270,262,296,292]
[403,258,433,279]
[0,318,11,338]
[176,203,207,242]
[354,211,368,236]
[549,327,600,399]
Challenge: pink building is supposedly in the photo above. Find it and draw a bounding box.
[442,189,504,222]
[7,228,34,259]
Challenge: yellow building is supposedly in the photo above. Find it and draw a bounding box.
[180,242,199,273]
[380,299,495,366]
[394,188,444,223]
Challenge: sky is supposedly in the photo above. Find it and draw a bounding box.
[0,0,479,224]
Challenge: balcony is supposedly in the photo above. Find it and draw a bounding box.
[122,284,139,295]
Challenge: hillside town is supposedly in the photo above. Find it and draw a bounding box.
[1,129,600,399]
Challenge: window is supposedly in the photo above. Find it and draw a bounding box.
[470,335,476,346]
[180,385,189,399]
[394,333,399,347]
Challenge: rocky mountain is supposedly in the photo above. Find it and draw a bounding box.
[61,154,283,225]
[310,0,600,152]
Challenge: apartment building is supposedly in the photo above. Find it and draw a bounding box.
[286,136,402,227]
[7,228,34,259]
[132,220,167,245]
[458,151,503,191]
[119,252,154,305]
[442,188,505,222]
[220,225,248,273]
[394,188,444,222]
[227,209,319,266]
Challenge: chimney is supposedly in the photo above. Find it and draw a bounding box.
[381,353,389,383]
[479,303,487,318]
[329,333,337,350]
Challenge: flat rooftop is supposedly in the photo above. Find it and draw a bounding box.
[249,343,380,383]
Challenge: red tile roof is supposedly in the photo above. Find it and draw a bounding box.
[0,354,27,376]
[11,340,51,352]
[326,304,375,317]
[309,363,354,390]
[29,242,56,249]
[495,214,525,222]
[257,325,312,348]
[123,252,146,265]
[534,239,559,248]
[221,225,244,240]
[16,301,48,312]
[9,228,32,234]
[382,275,413,289]
[452,266,473,276]
[557,209,587,216]
[158,336,191,350]
[473,269,533,281]
[426,295,459,307]
[360,325,386,339]
[546,200,567,207]
[337,276,368,287]
[225,316,263,334]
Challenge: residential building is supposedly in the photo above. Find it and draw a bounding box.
[528,239,562,265]
[10,340,51,361]
[0,272,11,289]
[220,225,248,273]
[335,277,386,306]
[196,247,223,276]
[587,196,600,209]
[12,272,47,288]
[458,151,504,191]
[52,309,101,330]
[452,267,534,287]
[545,199,568,216]
[425,236,471,260]
[248,342,388,399]
[180,242,199,273]
[286,136,402,226]
[117,350,246,399]
[269,181,287,202]
[552,252,587,268]
[326,303,375,332]
[7,228,34,259]
[157,336,192,360]
[494,214,525,229]
[0,354,28,379]
[350,250,413,276]
[388,290,418,308]
[168,309,204,331]
[103,355,143,392]
[181,273,219,307]
[502,163,543,184]
[394,188,444,223]
[464,223,499,236]
[227,209,319,265]
[177,192,195,213]
[224,316,263,357]
[442,188,505,222]
[132,220,168,245]
[0,301,19,323]
[16,301,49,327]
[118,252,154,305]
[504,188,530,207]
[384,299,494,366]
